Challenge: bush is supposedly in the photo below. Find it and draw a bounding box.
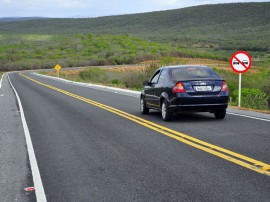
[111,79,121,86]
[79,67,106,82]
[232,88,269,110]
[121,72,145,89]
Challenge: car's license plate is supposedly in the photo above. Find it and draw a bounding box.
[194,86,212,91]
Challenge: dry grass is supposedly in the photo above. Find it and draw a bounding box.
[110,58,232,72]
[46,70,81,80]
[45,57,260,77]
[141,58,260,73]
[104,65,145,72]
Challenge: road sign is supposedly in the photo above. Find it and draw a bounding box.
[230,51,252,73]
[54,64,61,71]
[230,51,252,108]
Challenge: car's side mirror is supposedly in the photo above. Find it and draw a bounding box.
[143,80,150,86]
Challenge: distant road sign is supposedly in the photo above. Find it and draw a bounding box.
[55,64,61,71]
[230,51,252,73]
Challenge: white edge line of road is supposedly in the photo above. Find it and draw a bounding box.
[32,72,141,97]
[226,112,270,122]
[32,72,270,122]
[8,74,47,202]
[0,73,4,89]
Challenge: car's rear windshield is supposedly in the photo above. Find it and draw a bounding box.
[169,66,220,81]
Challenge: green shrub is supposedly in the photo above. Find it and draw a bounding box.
[79,67,106,82]
[232,88,269,110]
[111,79,121,86]
[121,72,145,89]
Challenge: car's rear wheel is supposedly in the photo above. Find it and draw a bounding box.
[214,109,226,119]
[161,100,173,121]
[140,97,149,114]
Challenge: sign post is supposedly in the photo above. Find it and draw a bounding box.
[238,73,241,107]
[54,64,62,78]
[230,51,252,107]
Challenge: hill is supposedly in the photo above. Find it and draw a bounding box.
[0,2,269,51]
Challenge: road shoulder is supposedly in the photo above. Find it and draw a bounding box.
[0,74,35,202]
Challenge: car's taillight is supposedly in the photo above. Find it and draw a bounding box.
[221,81,228,92]
[172,82,186,93]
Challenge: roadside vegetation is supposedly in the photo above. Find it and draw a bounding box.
[213,69,269,110]
[42,57,270,111]
[0,34,184,71]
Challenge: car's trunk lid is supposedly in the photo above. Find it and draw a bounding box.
[181,80,223,95]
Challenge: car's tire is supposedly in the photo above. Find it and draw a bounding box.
[161,100,173,121]
[140,97,149,114]
[214,109,226,119]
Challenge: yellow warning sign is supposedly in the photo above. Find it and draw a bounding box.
[54,64,61,71]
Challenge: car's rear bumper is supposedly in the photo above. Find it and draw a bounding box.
[169,103,228,112]
[168,95,228,112]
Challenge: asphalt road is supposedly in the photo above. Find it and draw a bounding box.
[4,72,270,201]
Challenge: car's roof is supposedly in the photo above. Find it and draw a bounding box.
[159,65,210,70]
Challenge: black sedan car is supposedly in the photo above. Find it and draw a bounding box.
[140,65,229,121]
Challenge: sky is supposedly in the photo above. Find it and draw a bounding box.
[0,0,269,18]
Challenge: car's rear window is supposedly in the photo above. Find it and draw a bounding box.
[169,66,220,80]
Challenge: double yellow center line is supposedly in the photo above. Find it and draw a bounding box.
[20,73,270,176]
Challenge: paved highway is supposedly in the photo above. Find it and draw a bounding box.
[1,72,270,201]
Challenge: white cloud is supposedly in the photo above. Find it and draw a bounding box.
[60,0,86,8]
[150,0,179,5]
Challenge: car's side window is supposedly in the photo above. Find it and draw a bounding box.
[150,70,161,84]
[158,70,167,85]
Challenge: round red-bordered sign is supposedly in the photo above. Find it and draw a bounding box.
[230,51,252,73]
